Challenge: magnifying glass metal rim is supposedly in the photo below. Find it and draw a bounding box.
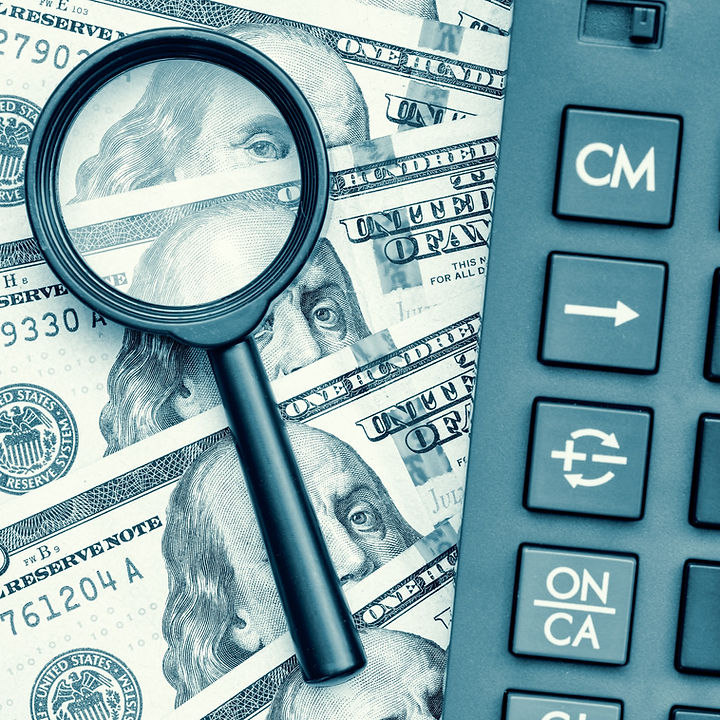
[25,27,329,348]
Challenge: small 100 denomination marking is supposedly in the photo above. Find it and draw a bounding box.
[0,27,90,68]
[0,558,143,638]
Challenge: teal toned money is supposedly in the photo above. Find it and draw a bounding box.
[0,120,494,499]
[0,405,452,716]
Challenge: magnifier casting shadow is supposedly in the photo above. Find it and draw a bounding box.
[25,28,366,685]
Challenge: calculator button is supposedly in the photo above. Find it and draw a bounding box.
[704,269,720,381]
[526,399,651,519]
[630,6,658,43]
[540,253,667,373]
[505,691,622,720]
[690,415,720,528]
[554,107,681,226]
[676,560,720,675]
[671,709,720,720]
[512,545,637,664]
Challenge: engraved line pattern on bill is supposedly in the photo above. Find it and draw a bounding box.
[0,430,227,555]
[200,544,457,720]
[0,237,42,271]
[96,0,506,95]
[279,313,479,422]
[331,136,497,198]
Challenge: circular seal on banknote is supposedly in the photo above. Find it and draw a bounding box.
[0,545,8,576]
[0,384,78,495]
[0,95,41,207]
[31,648,142,720]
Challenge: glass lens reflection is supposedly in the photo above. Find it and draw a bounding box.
[57,58,301,308]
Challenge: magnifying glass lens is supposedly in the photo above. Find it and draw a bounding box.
[56,59,301,307]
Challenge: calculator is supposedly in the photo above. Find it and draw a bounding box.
[443,1,720,718]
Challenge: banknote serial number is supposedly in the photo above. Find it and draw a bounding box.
[0,562,143,638]
[1,308,82,346]
[0,28,90,68]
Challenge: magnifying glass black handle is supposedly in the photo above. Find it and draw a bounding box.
[209,339,366,684]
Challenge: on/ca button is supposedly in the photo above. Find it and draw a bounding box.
[511,545,637,665]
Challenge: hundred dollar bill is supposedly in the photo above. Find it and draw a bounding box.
[0,400,441,718]
[60,114,498,328]
[271,292,480,524]
[0,0,507,240]
[0,119,493,500]
[164,524,458,720]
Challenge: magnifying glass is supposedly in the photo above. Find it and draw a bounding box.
[25,28,365,685]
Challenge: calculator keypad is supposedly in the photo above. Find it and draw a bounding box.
[505,691,622,720]
[512,545,637,664]
[441,3,720,716]
[540,253,667,373]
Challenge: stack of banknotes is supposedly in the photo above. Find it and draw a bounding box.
[0,0,511,717]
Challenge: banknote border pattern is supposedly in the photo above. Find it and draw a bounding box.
[0,430,228,559]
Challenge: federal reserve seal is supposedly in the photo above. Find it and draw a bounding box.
[31,648,142,720]
[0,95,40,207]
[0,384,78,494]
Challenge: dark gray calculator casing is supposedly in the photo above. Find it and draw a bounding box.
[444,1,720,717]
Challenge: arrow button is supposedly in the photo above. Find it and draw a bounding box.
[541,253,667,373]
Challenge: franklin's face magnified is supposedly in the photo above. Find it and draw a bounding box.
[161,427,420,704]
[125,200,369,367]
[173,82,298,181]
[87,24,374,453]
[73,23,370,200]
[268,627,445,720]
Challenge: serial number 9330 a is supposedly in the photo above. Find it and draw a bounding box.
[1,308,99,347]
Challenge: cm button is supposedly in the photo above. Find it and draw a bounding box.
[554,107,681,227]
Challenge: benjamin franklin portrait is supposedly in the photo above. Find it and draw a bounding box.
[268,627,445,720]
[161,431,421,705]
